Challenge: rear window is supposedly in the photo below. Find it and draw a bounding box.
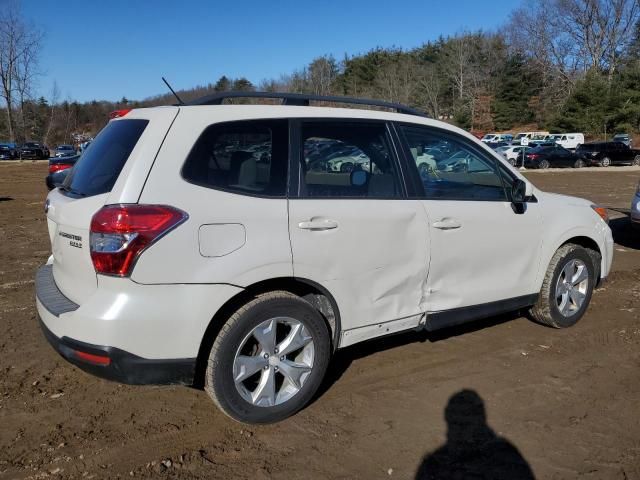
[62,119,148,197]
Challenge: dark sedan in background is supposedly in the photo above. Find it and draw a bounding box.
[54,144,77,158]
[524,144,588,169]
[20,142,50,159]
[46,154,80,190]
[576,142,640,167]
[0,143,19,159]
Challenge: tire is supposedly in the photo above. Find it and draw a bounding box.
[574,159,585,168]
[530,244,597,328]
[204,291,331,424]
[539,159,550,169]
[600,157,611,167]
[633,155,640,166]
[508,158,516,166]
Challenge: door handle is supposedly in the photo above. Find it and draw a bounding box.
[432,218,462,230]
[298,219,339,231]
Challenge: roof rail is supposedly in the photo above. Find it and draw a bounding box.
[186,91,427,117]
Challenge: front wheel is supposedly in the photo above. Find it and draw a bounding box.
[530,244,597,328]
[205,291,331,424]
[574,159,585,168]
[633,155,640,166]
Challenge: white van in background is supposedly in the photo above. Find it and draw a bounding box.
[515,131,549,146]
[555,133,584,150]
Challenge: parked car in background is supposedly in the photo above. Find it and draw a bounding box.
[631,180,640,230]
[496,145,531,166]
[46,154,80,190]
[481,133,499,143]
[524,144,588,169]
[54,144,77,158]
[0,142,19,159]
[612,133,632,147]
[20,142,49,159]
[555,133,584,150]
[482,133,512,145]
[576,142,640,167]
[514,131,549,146]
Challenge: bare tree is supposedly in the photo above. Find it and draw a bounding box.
[43,81,60,146]
[307,55,339,96]
[0,1,42,142]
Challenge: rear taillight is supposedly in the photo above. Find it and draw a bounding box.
[109,109,132,119]
[90,204,187,276]
[48,163,73,174]
[527,154,540,160]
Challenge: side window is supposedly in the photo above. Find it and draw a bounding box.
[300,121,401,198]
[182,120,288,196]
[399,125,508,201]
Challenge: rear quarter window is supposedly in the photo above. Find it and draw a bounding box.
[62,119,148,197]
[181,119,288,197]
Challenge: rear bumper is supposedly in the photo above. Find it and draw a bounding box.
[38,317,196,385]
[35,264,243,385]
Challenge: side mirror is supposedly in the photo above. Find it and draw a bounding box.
[511,178,532,203]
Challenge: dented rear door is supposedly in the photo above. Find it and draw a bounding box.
[288,119,430,332]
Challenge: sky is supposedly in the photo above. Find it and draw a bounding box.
[20,0,521,103]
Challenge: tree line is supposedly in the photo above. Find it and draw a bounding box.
[1,0,640,146]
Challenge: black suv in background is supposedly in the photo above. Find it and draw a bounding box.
[20,142,50,159]
[577,142,640,167]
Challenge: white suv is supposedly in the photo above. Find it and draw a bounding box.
[36,92,613,424]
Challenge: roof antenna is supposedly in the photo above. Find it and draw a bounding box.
[162,77,184,105]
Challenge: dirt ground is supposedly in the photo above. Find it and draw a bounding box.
[1,162,639,480]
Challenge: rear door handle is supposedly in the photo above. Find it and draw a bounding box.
[432,218,462,230]
[298,219,339,231]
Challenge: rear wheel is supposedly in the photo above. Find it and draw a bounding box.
[508,158,516,166]
[600,157,611,167]
[530,244,597,328]
[633,155,640,166]
[205,291,331,424]
[574,159,585,168]
[539,159,550,169]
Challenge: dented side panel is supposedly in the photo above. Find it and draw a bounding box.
[289,199,430,332]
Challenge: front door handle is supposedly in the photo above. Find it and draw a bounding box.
[432,218,462,230]
[298,219,339,231]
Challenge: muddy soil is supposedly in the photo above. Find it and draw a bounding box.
[1,163,639,479]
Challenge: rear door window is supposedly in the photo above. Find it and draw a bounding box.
[62,119,148,197]
[299,121,402,198]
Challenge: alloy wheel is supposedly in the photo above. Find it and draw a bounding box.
[555,259,589,317]
[233,317,314,407]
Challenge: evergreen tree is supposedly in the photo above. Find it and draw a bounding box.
[492,55,538,130]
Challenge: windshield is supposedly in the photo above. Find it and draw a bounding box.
[62,119,148,197]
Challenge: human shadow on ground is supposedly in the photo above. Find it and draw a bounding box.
[415,389,535,480]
